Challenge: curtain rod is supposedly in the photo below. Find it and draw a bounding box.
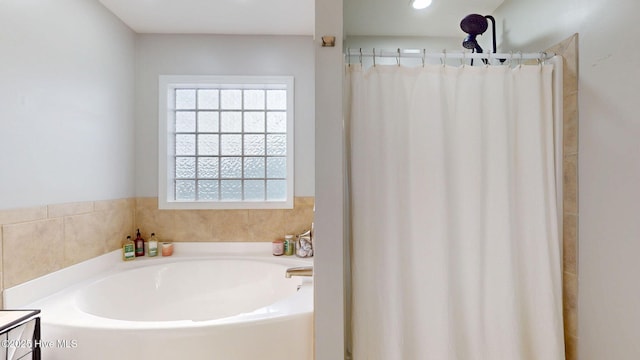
[345,48,555,62]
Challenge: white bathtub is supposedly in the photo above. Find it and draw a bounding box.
[3,243,313,360]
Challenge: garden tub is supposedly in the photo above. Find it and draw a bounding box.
[3,243,313,360]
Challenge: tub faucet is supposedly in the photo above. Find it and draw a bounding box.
[285,266,313,278]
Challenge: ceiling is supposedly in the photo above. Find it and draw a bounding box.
[98,0,315,35]
[98,0,504,37]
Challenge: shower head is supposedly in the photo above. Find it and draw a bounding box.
[460,14,489,37]
[460,14,500,62]
[460,14,488,53]
[462,34,483,53]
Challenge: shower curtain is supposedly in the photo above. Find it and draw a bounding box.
[348,63,564,360]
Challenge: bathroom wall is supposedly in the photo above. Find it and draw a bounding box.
[345,35,461,52]
[0,0,136,307]
[0,0,136,210]
[495,1,640,359]
[132,34,317,245]
[134,34,315,197]
[314,0,345,357]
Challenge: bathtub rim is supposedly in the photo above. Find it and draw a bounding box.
[4,242,313,311]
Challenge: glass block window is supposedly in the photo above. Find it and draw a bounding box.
[159,76,294,209]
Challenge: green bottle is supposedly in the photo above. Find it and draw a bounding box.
[284,235,295,256]
[122,236,135,261]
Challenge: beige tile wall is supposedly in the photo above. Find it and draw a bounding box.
[547,33,579,360]
[0,199,135,292]
[0,196,315,308]
[134,197,315,243]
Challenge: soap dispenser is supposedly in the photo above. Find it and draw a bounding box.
[134,229,145,257]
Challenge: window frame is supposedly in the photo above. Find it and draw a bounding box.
[158,75,294,210]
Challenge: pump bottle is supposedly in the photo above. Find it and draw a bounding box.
[134,229,145,257]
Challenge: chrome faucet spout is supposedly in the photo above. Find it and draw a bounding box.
[285,266,313,278]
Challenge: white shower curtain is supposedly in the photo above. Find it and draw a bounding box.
[348,63,564,360]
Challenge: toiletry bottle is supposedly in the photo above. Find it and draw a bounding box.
[123,236,135,261]
[134,229,145,257]
[284,235,295,256]
[148,233,158,257]
[272,240,284,256]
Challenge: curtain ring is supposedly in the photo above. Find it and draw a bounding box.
[518,51,523,68]
[397,48,401,66]
[373,48,376,67]
[359,48,363,66]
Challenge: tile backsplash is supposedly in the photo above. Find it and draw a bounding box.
[0,199,135,290]
[135,197,315,243]
[0,196,315,307]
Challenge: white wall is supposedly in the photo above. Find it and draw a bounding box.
[134,34,315,197]
[495,0,640,359]
[0,0,136,210]
[315,0,346,358]
[345,35,460,51]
